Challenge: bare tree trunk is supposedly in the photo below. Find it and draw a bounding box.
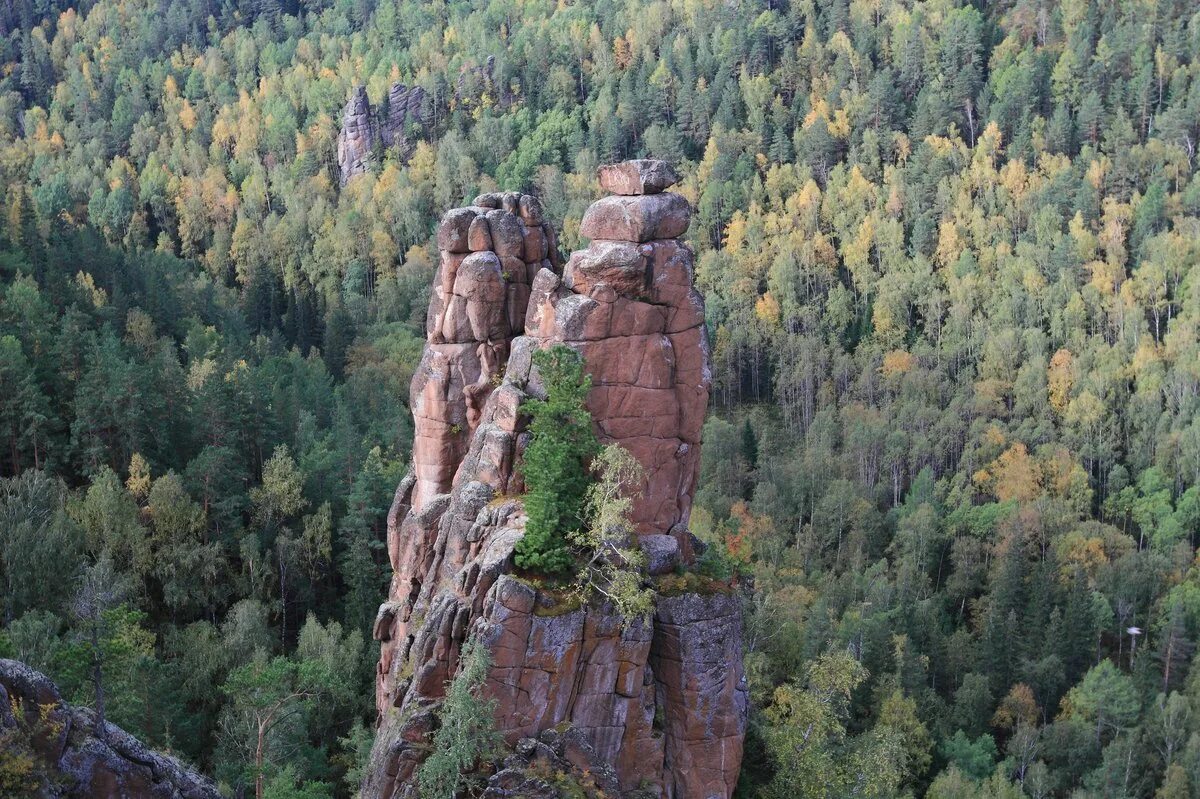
[256,718,267,799]
[92,621,106,741]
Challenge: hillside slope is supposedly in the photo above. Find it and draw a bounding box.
[0,0,1199,796]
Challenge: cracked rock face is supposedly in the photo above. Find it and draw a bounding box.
[337,83,432,186]
[0,659,221,799]
[337,86,378,187]
[381,83,431,158]
[409,195,557,513]
[364,161,745,799]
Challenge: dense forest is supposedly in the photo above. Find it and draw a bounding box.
[2,0,1200,796]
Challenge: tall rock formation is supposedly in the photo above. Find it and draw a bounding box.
[381,83,431,158]
[336,86,377,186]
[337,84,432,185]
[0,659,221,798]
[365,161,746,799]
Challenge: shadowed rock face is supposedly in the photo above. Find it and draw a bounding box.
[381,83,431,157]
[365,161,746,799]
[0,659,221,799]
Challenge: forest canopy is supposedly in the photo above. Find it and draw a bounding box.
[2,0,1200,796]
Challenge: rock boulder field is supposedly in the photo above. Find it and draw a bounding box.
[363,161,748,798]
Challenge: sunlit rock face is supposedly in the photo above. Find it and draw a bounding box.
[364,162,746,799]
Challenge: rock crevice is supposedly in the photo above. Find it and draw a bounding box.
[365,162,746,799]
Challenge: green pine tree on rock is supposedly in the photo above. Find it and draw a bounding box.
[513,345,599,576]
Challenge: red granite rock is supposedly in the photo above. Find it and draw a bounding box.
[365,166,744,799]
[597,158,680,195]
[563,239,646,297]
[436,206,479,253]
[579,192,691,242]
[467,215,492,251]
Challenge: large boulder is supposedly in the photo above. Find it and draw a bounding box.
[579,193,692,242]
[597,159,680,195]
[640,534,680,576]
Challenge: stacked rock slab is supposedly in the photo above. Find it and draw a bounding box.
[531,158,708,545]
[365,161,746,799]
[409,192,558,513]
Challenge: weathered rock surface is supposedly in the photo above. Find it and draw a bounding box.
[598,159,680,195]
[640,534,680,576]
[364,163,744,799]
[409,195,557,512]
[337,86,378,186]
[579,193,692,243]
[337,83,432,185]
[0,658,221,799]
[380,83,431,158]
[484,727,622,798]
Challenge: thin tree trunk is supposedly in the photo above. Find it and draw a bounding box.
[92,622,106,741]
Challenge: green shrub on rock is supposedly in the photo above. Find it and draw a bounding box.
[514,346,599,576]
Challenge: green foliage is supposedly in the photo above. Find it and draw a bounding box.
[572,444,654,623]
[0,471,81,622]
[415,637,502,799]
[261,765,333,799]
[515,346,599,575]
[759,651,870,798]
[926,768,1025,799]
[216,649,336,797]
[1060,661,1141,744]
[0,0,1199,795]
[940,731,998,781]
[334,721,375,795]
[0,698,64,798]
[496,109,584,191]
[876,689,933,784]
[694,542,735,582]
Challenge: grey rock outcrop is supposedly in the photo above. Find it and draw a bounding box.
[337,83,432,185]
[0,658,221,799]
[381,84,431,158]
[337,86,378,186]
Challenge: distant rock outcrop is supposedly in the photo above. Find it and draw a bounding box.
[364,162,747,798]
[337,83,432,186]
[381,83,431,158]
[337,86,377,186]
[0,658,220,799]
